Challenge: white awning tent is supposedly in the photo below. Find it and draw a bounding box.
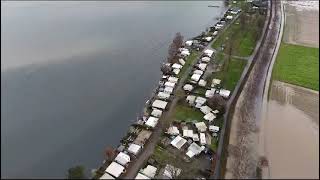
[172,63,183,69]
[195,122,207,132]
[100,173,115,179]
[185,40,193,46]
[168,76,179,83]
[186,95,196,105]
[200,106,213,115]
[135,173,150,179]
[204,113,216,122]
[219,89,231,98]
[201,57,211,63]
[204,49,214,57]
[186,142,203,158]
[145,116,159,128]
[128,143,142,155]
[183,84,194,92]
[140,165,157,178]
[204,36,213,42]
[209,125,220,132]
[179,59,186,65]
[164,86,174,94]
[105,162,125,178]
[151,109,163,118]
[152,100,168,110]
[167,126,180,135]
[165,81,176,88]
[170,135,187,150]
[163,164,182,179]
[157,92,170,100]
[212,31,218,36]
[193,70,204,75]
[173,68,180,75]
[200,133,206,145]
[192,133,199,142]
[198,79,207,87]
[183,129,194,138]
[226,15,233,20]
[191,74,201,82]
[195,97,207,107]
[115,152,131,166]
[205,89,216,98]
[198,63,207,71]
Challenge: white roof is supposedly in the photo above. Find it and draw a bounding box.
[209,125,220,132]
[128,143,141,155]
[105,162,125,178]
[115,152,130,166]
[183,129,194,138]
[213,109,219,114]
[164,164,182,179]
[162,75,168,79]
[186,95,196,104]
[226,15,233,19]
[198,79,207,87]
[191,74,201,82]
[212,78,221,85]
[170,135,187,149]
[165,81,176,88]
[219,89,231,98]
[164,86,174,94]
[173,68,180,75]
[204,49,214,57]
[100,173,115,179]
[187,142,203,158]
[200,133,206,145]
[168,76,179,83]
[172,63,183,69]
[200,106,213,115]
[185,40,193,46]
[157,92,170,100]
[205,89,215,98]
[145,116,159,128]
[135,173,150,179]
[192,133,199,141]
[204,36,213,42]
[198,63,207,71]
[151,109,163,118]
[181,50,190,56]
[141,165,157,178]
[167,126,180,135]
[195,122,207,132]
[183,84,194,91]
[195,96,206,105]
[186,150,196,158]
[179,59,186,65]
[194,69,204,75]
[179,48,188,52]
[204,113,216,122]
[201,57,211,62]
[213,31,218,36]
[152,100,168,110]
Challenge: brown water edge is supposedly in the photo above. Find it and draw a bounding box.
[264,81,319,178]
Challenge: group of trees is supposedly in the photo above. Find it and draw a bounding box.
[167,32,184,64]
[207,94,227,114]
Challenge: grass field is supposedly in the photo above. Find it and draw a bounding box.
[178,52,199,78]
[272,43,319,91]
[174,104,204,122]
[207,57,246,91]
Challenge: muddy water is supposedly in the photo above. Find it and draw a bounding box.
[265,81,319,178]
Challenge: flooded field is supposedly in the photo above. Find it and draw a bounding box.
[264,81,319,178]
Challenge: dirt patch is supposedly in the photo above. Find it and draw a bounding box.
[263,81,319,178]
[283,1,319,48]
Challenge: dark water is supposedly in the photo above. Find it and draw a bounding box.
[1,1,226,178]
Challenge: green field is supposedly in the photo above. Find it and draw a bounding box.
[272,43,319,91]
[174,104,204,122]
[207,58,247,91]
[178,52,199,78]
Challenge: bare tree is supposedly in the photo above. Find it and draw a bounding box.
[207,94,227,114]
[167,32,184,64]
[173,32,184,48]
[161,64,174,75]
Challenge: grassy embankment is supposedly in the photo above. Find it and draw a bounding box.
[272,43,319,91]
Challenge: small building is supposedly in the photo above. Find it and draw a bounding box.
[183,84,194,92]
[204,113,216,122]
[185,40,193,46]
[195,122,207,132]
[186,142,204,158]
[128,143,142,155]
[167,126,180,136]
[212,78,221,87]
[170,135,187,150]
[200,106,213,115]
[164,86,174,94]
[105,162,125,178]
[212,31,218,36]
[172,63,183,69]
[195,96,207,107]
[114,152,131,166]
[198,63,207,71]
[152,100,168,110]
[192,133,199,142]
[200,133,206,145]
[151,109,163,118]
[205,89,216,98]
[198,79,207,87]
[201,57,211,63]
[204,36,213,42]
[183,129,194,138]
[181,50,190,57]
[209,125,220,133]
[168,76,179,83]
[145,116,159,128]
[100,173,115,179]
[226,15,233,20]
[179,59,186,65]
[219,89,231,98]
[135,173,150,179]
[173,68,180,75]
[191,74,201,82]
[140,165,157,178]
[186,95,196,105]
[165,81,176,88]
[193,69,204,75]
[163,164,182,179]
[157,92,170,100]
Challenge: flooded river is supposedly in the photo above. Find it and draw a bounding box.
[1,1,226,178]
[264,81,319,178]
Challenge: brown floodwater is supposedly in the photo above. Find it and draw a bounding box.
[264,81,319,178]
